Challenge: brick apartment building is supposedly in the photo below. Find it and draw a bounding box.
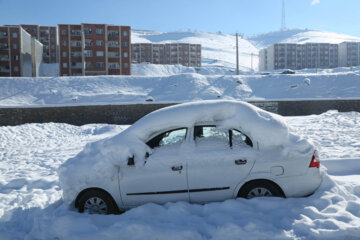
[259,43,339,71]
[58,23,131,76]
[131,43,201,68]
[0,25,43,77]
[20,25,58,63]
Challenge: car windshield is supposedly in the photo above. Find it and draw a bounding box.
[146,128,187,149]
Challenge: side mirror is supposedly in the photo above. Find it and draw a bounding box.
[127,156,135,166]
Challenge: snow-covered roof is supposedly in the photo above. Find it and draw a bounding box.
[124,100,289,148]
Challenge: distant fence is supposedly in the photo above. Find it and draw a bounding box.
[0,99,360,126]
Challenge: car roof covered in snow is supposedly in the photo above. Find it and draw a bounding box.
[123,100,289,148]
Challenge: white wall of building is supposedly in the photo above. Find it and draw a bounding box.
[20,28,32,77]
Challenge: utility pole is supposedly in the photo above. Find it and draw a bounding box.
[251,53,254,72]
[236,33,239,75]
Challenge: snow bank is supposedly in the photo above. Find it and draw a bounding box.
[131,62,236,76]
[1,70,360,107]
[25,174,360,240]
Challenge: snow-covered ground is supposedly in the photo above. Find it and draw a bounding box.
[1,67,360,107]
[0,110,359,239]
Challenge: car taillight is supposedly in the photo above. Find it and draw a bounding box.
[309,150,320,168]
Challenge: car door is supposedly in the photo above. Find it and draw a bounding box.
[119,128,189,207]
[187,126,256,203]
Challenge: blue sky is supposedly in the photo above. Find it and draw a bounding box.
[1,0,359,36]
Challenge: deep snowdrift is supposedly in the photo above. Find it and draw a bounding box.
[1,69,360,107]
[0,111,359,239]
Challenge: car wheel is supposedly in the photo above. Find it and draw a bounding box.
[78,189,118,214]
[238,180,283,199]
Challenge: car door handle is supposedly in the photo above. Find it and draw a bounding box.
[171,165,183,171]
[235,159,247,165]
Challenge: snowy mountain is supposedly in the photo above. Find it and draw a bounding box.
[247,28,360,48]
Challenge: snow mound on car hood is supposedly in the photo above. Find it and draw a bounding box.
[59,100,309,203]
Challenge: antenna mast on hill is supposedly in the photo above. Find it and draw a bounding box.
[281,0,286,31]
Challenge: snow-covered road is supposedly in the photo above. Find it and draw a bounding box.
[0,111,359,240]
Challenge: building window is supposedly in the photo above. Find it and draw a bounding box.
[123,42,128,47]
[109,41,119,47]
[63,63,68,68]
[96,40,103,46]
[123,31,128,37]
[96,62,104,68]
[14,66,19,72]
[62,52,67,57]
[51,38,55,43]
[124,63,128,68]
[85,62,92,68]
[109,63,119,69]
[61,29,67,35]
[84,50,93,57]
[62,41,67,46]
[124,52,128,58]
[14,55,19,61]
[51,45,55,49]
[85,40,92,46]
[13,44,18,49]
[96,51,104,57]
[0,31,8,38]
[51,53,55,57]
[84,28,92,35]
[12,32,18,38]
[96,29,103,34]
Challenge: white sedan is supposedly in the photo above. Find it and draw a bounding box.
[59,100,322,214]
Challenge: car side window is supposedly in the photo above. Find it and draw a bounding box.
[231,129,253,148]
[194,126,229,147]
[146,128,187,149]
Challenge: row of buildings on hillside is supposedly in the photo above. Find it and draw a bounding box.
[0,23,202,77]
[259,42,360,71]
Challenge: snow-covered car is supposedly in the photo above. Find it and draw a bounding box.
[59,100,322,214]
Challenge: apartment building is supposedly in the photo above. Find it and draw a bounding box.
[131,43,201,68]
[339,42,360,67]
[259,42,339,71]
[20,25,57,63]
[58,23,130,76]
[0,25,43,77]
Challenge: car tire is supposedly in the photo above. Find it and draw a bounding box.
[238,180,283,199]
[78,189,118,214]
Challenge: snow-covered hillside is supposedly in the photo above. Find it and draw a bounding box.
[132,30,258,71]
[247,29,360,48]
[1,67,360,107]
[0,111,359,239]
